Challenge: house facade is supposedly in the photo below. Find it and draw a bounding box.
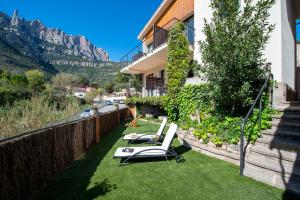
[121,0,300,102]
[121,0,201,97]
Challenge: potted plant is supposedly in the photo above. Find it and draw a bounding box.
[90,105,98,116]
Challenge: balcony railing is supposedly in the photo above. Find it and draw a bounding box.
[144,76,166,96]
[120,18,195,70]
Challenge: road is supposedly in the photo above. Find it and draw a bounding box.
[98,104,127,113]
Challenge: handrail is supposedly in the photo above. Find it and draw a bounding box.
[120,17,195,68]
[240,69,273,176]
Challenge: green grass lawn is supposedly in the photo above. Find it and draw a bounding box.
[40,120,286,200]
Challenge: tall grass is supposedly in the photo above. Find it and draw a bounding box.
[0,95,82,139]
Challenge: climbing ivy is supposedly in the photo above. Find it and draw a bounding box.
[177,84,212,125]
[165,22,191,121]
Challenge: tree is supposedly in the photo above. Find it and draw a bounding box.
[51,73,80,89]
[104,82,114,93]
[10,74,28,87]
[200,0,275,115]
[114,71,142,92]
[97,88,104,97]
[85,88,99,104]
[165,22,191,121]
[0,71,31,105]
[79,75,90,86]
[25,70,45,95]
[115,71,129,83]
[130,74,142,92]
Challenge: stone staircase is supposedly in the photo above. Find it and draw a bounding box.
[244,101,300,196]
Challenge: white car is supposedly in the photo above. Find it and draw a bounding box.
[80,109,91,118]
[118,100,125,104]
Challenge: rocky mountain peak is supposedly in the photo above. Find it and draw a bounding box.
[4,10,110,62]
[11,9,19,26]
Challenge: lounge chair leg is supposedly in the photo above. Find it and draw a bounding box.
[165,155,169,163]
[169,147,185,163]
[120,157,132,166]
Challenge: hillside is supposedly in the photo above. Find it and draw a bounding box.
[0,10,121,86]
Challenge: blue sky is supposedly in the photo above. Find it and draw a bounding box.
[0,0,162,61]
[1,0,300,60]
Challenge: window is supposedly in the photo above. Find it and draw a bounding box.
[184,15,194,45]
[148,43,153,52]
[160,70,165,79]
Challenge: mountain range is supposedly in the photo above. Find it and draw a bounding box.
[0,10,121,86]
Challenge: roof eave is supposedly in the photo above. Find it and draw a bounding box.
[137,0,174,40]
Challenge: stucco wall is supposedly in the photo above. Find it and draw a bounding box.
[193,0,212,63]
[265,1,283,82]
[281,0,295,90]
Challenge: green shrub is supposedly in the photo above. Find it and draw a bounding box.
[0,70,31,105]
[0,95,82,139]
[200,0,275,115]
[0,88,30,105]
[125,96,165,107]
[191,95,275,145]
[25,70,45,95]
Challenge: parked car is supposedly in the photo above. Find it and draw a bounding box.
[118,100,125,104]
[80,109,91,118]
[105,100,113,105]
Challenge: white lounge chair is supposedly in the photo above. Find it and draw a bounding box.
[123,117,167,144]
[114,123,184,165]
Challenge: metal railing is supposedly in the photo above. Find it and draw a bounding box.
[120,17,195,69]
[240,70,273,176]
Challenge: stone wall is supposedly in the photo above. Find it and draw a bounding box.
[0,108,131,200]
[177,129,242,166]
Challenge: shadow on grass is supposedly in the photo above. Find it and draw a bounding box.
[84,179,117,199]
[40,124,126,200]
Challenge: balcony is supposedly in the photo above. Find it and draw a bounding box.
[121,18,194,74]
[143,76,166,97]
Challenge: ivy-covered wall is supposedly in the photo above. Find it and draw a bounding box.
[177,84,212,124]
[164,22,191,121]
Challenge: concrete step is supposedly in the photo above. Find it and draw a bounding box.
[272,121,300,132]
[250,144,300,163]
[273,115,300,123]
[263,128,300,137]
[273,105,300,115]
[257,135,300,151]
[281,101,300,106]
[244,162,300,196]
[245,103,300,196]
[246,152,300,176]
